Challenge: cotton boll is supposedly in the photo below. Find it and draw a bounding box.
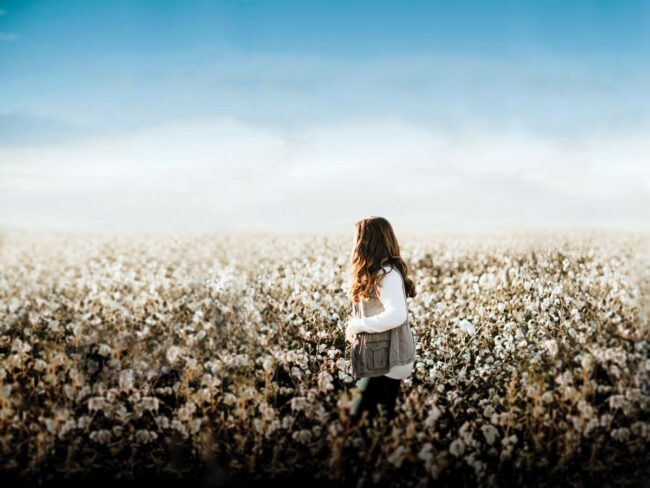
[458,319,476,336]
[449,438,465,457]
[544,339,559,357]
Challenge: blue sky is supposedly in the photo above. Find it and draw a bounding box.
[1,0,649,233]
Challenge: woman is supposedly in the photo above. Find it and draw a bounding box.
[344,216,417,427]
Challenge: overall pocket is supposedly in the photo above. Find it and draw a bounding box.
[365,340,390,370]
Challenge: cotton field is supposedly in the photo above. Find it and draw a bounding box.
[0,229,648,487]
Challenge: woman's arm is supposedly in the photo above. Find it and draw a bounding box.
[347,267,407,333]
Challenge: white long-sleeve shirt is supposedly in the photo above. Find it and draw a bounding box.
[348,265,415,380]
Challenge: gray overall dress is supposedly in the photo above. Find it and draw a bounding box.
[350,266,416,380]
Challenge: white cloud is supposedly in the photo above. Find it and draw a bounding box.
[0,116,648,233]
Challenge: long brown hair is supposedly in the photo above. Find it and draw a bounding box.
[347,216,416,304]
